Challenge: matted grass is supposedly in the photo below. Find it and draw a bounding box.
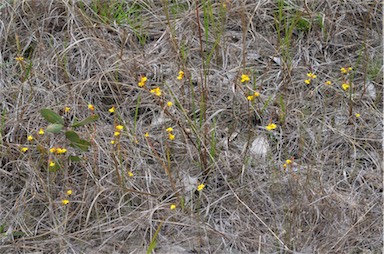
[0,0,382,253]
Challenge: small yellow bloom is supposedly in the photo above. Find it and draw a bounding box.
[20,147,28,153]
[266,123,277,131]
[49,161,55,167]
[15,56,24,62]
[88,104,95,111]
[283,163,287,169]
[254,92,260,97]
[50,148,57,153]
[355,113,361,118]
[170,204,176,210]
[197,183,205,191]
[340,67,347,74]
[166,127,173,132]
[167,101,173,107]
[240,74,250,83]
[307,72,317,79]
[304,79,311,85]
[144,132,149,137]
[177,70,184,80]
[247,95,254,101]
[38,128,44,135]
[325,81,332,85]
[128,171,134,177]
[64,107,71,113]
[342,83,350,91]
[285,159,292,165]
[108,106,115,113]
[61,199,69,205]
[168,133,175,140]
[66,190,73,195]
[56,148,67,154]
[111,140,115,145]
[150,87,162,97]
[116,125,124,131]
[114,131,120,137]
[27,135,34,141]
[348,67,352,71]
[138,76,147,87]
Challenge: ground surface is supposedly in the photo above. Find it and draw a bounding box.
[0,1,383,253]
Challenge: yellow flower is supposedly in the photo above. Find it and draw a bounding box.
[116,125,124,131]
[66,190,72,195]
[304,79,311,85]
[61,199,69,205]
[150,87,162,97]
[342,83,350,91]
[168,133,175,140]
[111,140,115,145]
[283,163,287,169]
[64,107,70,113]
[56,148,67,154]
[286,159,292,165]
[108,106,115,113]
[166,127,173,132]
[20,147,28,153]
[247,95,254,101]
[128,171,134,177]
[325,81,332,85]
[177,70,184,80]
[167,101,173,107]
[27,135,34,141]
[49,161,55,167]
[254,92,260,97]
[240,74,250,83]
[88,104,95,111]
[307,72,317,79]
[114,131,120,137]
[38,128,44,135]
[50,148,57,153]
[341,67,352,74]
[144,132,149,137]
[348,67,352,71]
[15,56,24,62]
[266,123,277,131]
[170,204,176,210]
[138,76,147,87]
[355,113,361,118]
[197,183,205,191]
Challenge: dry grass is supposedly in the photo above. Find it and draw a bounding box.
[0,0,382,253]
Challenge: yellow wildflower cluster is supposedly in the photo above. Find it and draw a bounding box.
[88,104,95,111]
[240,74,250,83]
[304,72,317,85]
[138,76,147,87]
[50,147,67,154]
[150,87,162,97]
[342,83,350,91]
[266,123,277,131]
[177,70,184,80]
[340,67,352,74]
[283,159,293,169]
[166,127,175,140]
[15,56,24,62]
[246,91,260,101]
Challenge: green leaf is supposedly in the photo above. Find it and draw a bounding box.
[70,139,91,152]
[65,131,81,143]
[72,115,99,128]
[45,124,64,133]
[69,156,81,162]
[146,221,163,254]
[40,109,64,124]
